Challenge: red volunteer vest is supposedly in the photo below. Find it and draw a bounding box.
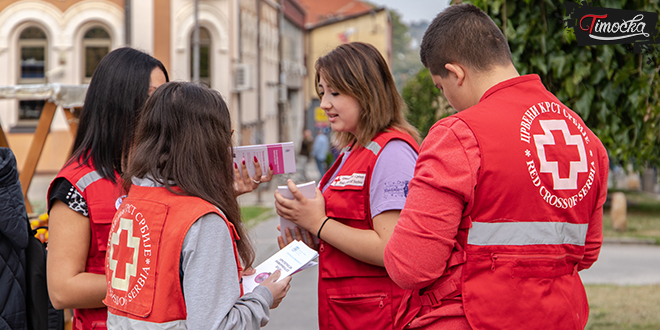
[318,130,419,330]
[453,75,605,330]
[48,161,122,330]
[103,185,243,326]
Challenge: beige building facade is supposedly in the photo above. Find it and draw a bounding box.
[303,7,392,127]
[0,0,125,172]
[0,0,305,174]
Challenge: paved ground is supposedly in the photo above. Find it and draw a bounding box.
[236,158,321,329]
[580,243,660,285]
[250,215,319,330]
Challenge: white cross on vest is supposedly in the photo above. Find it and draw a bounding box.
[534,120,588,190]
[108,217,141,291]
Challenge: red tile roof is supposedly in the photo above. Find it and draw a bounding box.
[296,0,376,27]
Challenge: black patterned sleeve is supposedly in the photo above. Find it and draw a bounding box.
[48,178,89,217]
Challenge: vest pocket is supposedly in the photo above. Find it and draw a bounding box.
[327,291,392,330]
[326,184,366,222]
[490,253,579,278]
[89,206,117,253]
[463,253,587,329]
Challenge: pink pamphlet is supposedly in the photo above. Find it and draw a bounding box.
[232,142,296,177]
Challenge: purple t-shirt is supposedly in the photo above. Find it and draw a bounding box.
[321,139,418,217]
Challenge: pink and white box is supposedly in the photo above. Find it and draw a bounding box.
[232,142,296,177]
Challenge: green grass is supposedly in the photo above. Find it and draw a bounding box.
[585,285,660,330]
[589,191,660,328]
[602,211,660,244]
[240,206,274,228]
[610,190,660,213]
[602,190,660,244]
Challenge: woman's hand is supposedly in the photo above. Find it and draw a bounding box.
[259,270,292,309]
[274,180,326,235]
[234,156,274,197]
[276,225,318,251]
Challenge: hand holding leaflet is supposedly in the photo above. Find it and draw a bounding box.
[233,142,296,177]
[242,240,318,293]
[277,181,319,245]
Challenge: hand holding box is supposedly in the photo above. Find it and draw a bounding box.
[277,181,319,245]
[233,142,296,177]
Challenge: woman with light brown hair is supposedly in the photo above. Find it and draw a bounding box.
[275,42,420,329]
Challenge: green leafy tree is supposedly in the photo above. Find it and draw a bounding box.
[464,0,660,169]
[391,9,411,54]
[403,69,453,139]
[389,9,426,90]
[364,2,423,89]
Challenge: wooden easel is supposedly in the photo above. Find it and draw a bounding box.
[0,101,79,214]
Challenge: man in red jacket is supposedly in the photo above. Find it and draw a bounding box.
[383,4,609,330]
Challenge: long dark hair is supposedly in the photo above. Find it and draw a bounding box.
[122,82,254,268]
[70,47,169,183]
[315,42,420,149]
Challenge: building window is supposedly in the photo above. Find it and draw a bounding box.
[83,27,111,83]
[19,27,47,83]
[19,100,46,121]
[17,27,48,129]
[190,27,211,87]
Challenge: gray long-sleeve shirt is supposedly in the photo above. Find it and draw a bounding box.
[107,176,272,330]
[182,213,273,329]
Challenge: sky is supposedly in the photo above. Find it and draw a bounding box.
[369,0,451,24]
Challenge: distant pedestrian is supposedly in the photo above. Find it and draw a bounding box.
[312,129,329,178]
[298,129,314,180]
[300,129,313,161]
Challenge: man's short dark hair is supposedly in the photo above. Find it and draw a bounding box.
[420,4,512,77]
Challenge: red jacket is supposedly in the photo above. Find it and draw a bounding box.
[385,75,608,330]
[48,162,122,330]
[318,130,419,330]
[104,185,243,327]
[454,75,606,329]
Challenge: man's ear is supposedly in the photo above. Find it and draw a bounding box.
[444,63,465,86]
